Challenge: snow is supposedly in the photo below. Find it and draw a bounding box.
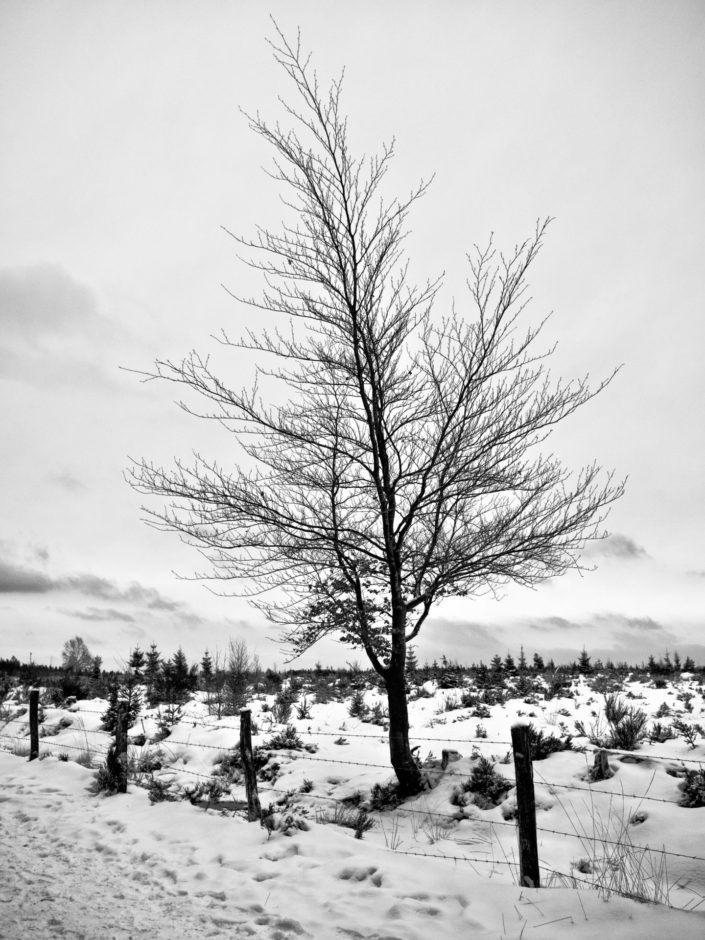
[2,674,705,938]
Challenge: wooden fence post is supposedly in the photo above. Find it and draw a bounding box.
[29,689,39,761]
[115,703,128,794]
[240,709,262,822]
[511,722,540,888]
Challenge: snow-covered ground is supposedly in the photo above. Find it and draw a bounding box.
[2,674,705,938]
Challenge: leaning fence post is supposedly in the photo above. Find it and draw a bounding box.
[29,688,39,761]
[511,721,540,888]
[240,709,262,821]
[115,703,128,794]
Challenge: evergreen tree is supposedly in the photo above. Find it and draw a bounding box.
[647,654,657,673]
[577,647,592,674]
[170,647,192,700]
[201,649,214,689]
[405,645,418,682]
[517,646,528,672]
[503,652,516,674]
[101,678,142,733]
[490,654,504,676]
[546,658,556,671]
[145,643,162,703]
[532,652,545,672]
[89,655,104,697]
[683,656,696,672]
[673,651,681,671]
[128,646,145,678]
[475,660,490,688]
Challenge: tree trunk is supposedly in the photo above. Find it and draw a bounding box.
[384,666,423,797]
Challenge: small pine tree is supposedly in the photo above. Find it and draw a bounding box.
[683,656,696,672]
[475,661,490,688]
[577,647,592,675]
[673,651,681,671]
[517,646,528,672]
[201,649,214,689]
[532,652,545,672]
[405,645,418,682]
[101,678,142,733]
[89,655,104,697]
[128,646,145,678]
[145,643,162,703]
[490,654,504,675]
[503,652,516,674]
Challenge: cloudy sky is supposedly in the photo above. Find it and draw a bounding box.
[1,1,704,671]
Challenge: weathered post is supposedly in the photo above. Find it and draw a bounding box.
[511,721,540,888]
[115,703,128,794]
[29,689,39,761]
[240,709,262,821]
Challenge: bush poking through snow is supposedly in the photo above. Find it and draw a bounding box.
[295,697,312,720]
[679,767,705,808]
[368,781,401,811]
[90,744,124,795]
[528,725,573,761]
[264,724,303,750]
[147,776,179,804]
[317,803,374,839]
[261,802,311,838]
[670,718,704,750]
[451,756,512,810]
[348,689,368,719]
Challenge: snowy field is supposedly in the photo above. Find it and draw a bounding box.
[2,674,705,939]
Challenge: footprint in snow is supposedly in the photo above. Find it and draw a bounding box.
[337,865,383,887]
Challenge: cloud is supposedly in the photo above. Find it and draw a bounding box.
[48,472,87,492]
[0,264,98,342]
[0,555,183,613]
[0,559,53,593]
[528,616,581,632]
[586,534,648,560]
[0,263,125,388]
[61,606,136,623]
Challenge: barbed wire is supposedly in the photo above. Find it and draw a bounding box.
[259,783,705,865]
[3,731,705,868]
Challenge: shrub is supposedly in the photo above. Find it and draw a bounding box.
[183,778,226,806]
[609,710,649,750]
[147,777,179,804]
[451,756,511,810]
[348,689,368,719]
[264,724,303,750]
[649,721,674,744]
[317,804,374,839]
[671,718,704,750]
[369,780,400,811]
[271,691,293,724]
[528,725,573,761]
[90,745,124,795]
[368,702,389,726]
[680,768,705,807]
[295,697,312,720]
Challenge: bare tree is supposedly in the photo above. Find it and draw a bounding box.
[129,28,623,795]
[226,638,251,714]
[61,635,93,673]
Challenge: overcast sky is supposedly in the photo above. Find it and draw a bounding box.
[1,1,704,671]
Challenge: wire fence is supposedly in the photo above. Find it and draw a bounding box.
[2,698,705,909]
